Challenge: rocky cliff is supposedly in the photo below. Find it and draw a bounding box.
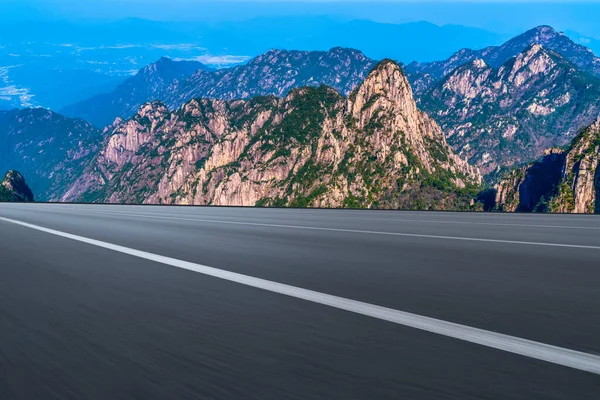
[494,148,566,212]
[0,170,34,202]
[0,108,103,201]
[550,118,600,213]
[420,44,600,175]
[63,60,482,210]
[495,118,600,213]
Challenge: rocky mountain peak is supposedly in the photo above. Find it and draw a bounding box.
[504,44,556,82]
[524,25,561,42]
[0,170,34,202]
[350,60,417,119]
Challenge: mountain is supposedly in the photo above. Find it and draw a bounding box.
[61,58,213,128]
[419,44,600,176]
[495,117,600,213]
[208,18,507,63]
[63,48,377,129]
[62,61,481,210]
[0,108,102,201]
[407,26,600,96]
[161,47,377,107]
[0,170,34,202]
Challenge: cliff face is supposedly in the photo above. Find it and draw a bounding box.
[550,118,600,213]
[420,45,600,175]
[0,170,34,202]
[494,148,565,212]
[495,119,600,213]
[64,61,482,210]
[0,108,103,201]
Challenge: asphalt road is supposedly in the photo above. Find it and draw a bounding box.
[0,203,599,399]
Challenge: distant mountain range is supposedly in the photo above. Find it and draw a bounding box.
[63,26,600,180]
[2,24,600,213]
[0,17,510,111]
[61,58,213,128]
[63,48,376,128]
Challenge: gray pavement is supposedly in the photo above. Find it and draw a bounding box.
[0,204,599,399]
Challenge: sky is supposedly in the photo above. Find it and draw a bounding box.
[4,1,600,37]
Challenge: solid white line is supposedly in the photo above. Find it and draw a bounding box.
[1,215,600,375]
[63,209,600,251]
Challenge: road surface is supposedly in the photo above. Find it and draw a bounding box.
[0,203,599,399]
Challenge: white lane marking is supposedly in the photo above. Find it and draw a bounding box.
[48,208,600,251]
[1,215,600,375]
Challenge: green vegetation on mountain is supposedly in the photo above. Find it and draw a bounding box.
[64,60,482,210]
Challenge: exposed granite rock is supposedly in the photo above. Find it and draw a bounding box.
[494,148,565,212]
[550,118,600,213]
[495,119,600,213]
[420,45,600,176]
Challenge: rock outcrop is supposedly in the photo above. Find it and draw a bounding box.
[495,118,600,213]
[550,118,600,213]
[64,60,482,210]
[419,45,600,175]
[0,170,34,202]
[494,148,565,212]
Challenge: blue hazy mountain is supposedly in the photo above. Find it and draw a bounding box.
[201,17,509,63]
[61,57,213,127]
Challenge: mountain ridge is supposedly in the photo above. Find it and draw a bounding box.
[62,48,377,129]
[407,25,600,96]
[419,43,600,176]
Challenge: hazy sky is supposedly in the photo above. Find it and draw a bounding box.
[5,1,600,37]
